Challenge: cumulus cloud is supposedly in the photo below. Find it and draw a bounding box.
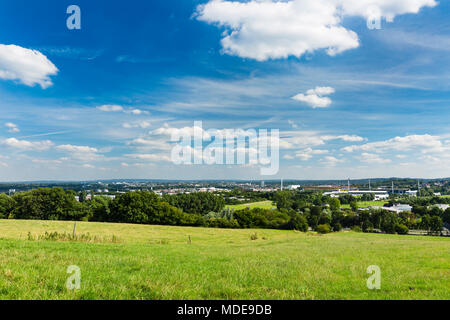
[1,138,53,151]
[195,0,437,61]
[320,156,344,166]
[359,152,391,164]
[342,134,445,153]
[292,86,335,108]
[5,122,19,133]
[295,148,329,161]
[56,144,104,161]
[0,44,58,88]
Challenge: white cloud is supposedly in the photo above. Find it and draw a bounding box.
[5,122,19,133]
[56,145,98,153]
[359,152,391,164]
[97,105,149,115]
[122,121,151,129]
[295,148,329,161]
[333,135,366,142]
[195,0,436,61]
[56,144,104,161]
[342,134,445,153]
[307,87,335,96]
[126,153,172,162]
[320,156,344,166]
[0,44,58,88]
[127,138,171,151]
[97,105,124,112]
[1,138,53,151]
[337,0,437,21]
[125,109,149,115]
[292,86,335,108]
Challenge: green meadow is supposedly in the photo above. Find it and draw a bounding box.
[226,201,277,210]
[0,220,448,300]
[341,201,389,209]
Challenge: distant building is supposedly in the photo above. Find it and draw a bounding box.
[434,204,449,211]
[368,204,412,213]
[324,190,389,200]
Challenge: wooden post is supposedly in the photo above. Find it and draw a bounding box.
[73,222,77,238]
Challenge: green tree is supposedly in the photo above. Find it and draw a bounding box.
[274,191,293,211]
[163,193,225,215]
[380,212,398,234]
[350,201,358,212]
[11,188,83,221]
[429,216,443,234]
[395,224,409,235]
[316,224,331,234]
[288,212,309,232]
[0,194,15,219]
[443,208,450,225]
[328,198,341,211]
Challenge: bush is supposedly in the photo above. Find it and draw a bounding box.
[316,224,331,234]
[288,213,309,232]
[332,222,342,232]
[162,193,225,215]
[395,224,409,235]
[206,218,239,229]
[234,208,290,229]
[351,225,362,233]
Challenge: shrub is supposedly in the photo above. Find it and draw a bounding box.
[206,218,239,229]
[288,213,309,232]
[250,233,258,240]
[395,224,409,235]
[332,222,342,232]
[316,224,331,234]
[351,225,362,233]
[234,208,290,229]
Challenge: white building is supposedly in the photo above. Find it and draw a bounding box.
[434,204,449,211]
[368,204,412,213]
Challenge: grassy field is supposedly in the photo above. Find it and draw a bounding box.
[341,200,388,209]
[226,200,277,210]
[0,220,449,300]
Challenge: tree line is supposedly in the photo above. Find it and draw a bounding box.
[0,188,448,235]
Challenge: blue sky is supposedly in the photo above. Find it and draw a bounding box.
[0,0,449,181]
